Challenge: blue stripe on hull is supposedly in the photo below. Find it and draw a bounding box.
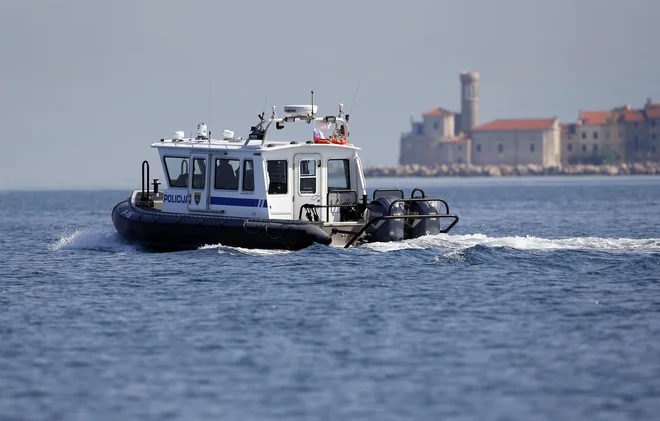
[210,196,268,208]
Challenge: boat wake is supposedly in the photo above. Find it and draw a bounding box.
[51,230,660,256]
[362,233,660,254]
[199,243,292,256]
[50,229,137,253]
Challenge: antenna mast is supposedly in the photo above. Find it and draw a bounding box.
[348,76,362,121]
[208,80,212,140]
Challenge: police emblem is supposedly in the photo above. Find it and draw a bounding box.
[194,192,201,205]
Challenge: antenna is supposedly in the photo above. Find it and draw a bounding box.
[348,76,362,116]
[208,80,212,140]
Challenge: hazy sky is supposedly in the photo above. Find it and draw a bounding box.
[2,0,659,189]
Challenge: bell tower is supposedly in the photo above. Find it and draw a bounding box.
[460,71,480,132]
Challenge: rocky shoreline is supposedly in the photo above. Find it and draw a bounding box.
[363,162,660,177]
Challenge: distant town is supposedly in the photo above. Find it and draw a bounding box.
[366,72,660,177]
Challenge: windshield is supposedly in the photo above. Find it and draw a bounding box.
[164,156,189,188]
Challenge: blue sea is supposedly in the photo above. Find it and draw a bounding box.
[1,176,659,421]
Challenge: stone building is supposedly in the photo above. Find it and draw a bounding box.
[470,119,561,166]
[617,99,660,160]
[399,107,470,165]
[399,72,478,165]
[560,123,575,165]
[400,74,660,167]
[647,102,660,157]
[561,111,625,164]
[561,98,660,164]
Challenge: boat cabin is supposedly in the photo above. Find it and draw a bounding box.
[152,104,367,223]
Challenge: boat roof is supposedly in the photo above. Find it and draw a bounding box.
[152,138,360,151]
[152,102,359,152]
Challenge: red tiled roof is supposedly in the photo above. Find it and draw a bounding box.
[579,111,611,125]
[646,107,660,119]
[623,109,644,122]
[423,107,454,116]
[472,118,557,131]
[560,123,571,134]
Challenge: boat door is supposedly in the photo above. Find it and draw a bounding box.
[188,153,210,211]
[293,153,322,220]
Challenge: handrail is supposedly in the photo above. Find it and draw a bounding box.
[387,198,450,215]
[411,188,426,199]
[242,115,351,148]
[141,160,150,200]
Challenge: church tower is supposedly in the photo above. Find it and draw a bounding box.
[459,71,480,132]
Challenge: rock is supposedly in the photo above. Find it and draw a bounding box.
[487,166,501,177]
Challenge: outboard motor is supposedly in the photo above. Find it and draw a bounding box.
[364,196,405,242]
[404,200,441,239]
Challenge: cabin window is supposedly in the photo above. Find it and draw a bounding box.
[242,160,254,191]
[164,156,189,188]
[267,160,287,194]
[299,159,317,194]
[214,158,240,190]
[192,158,206,189]
[328,159,350,191]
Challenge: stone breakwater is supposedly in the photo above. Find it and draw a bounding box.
[364,162,660,177]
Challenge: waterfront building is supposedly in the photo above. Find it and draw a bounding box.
[560,123,575,165]
[399,107,470,165]
[647,101,660,157]
[470,118,561,167]
[561,111,625,164]
[399,72,478,166]
[561,98,660,164]
[401,72,660,167]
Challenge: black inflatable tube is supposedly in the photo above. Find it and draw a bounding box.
[112,198,332,251]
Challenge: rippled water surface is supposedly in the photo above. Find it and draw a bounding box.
[1,176,660,420]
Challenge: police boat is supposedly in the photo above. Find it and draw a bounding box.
[112,100,459,251]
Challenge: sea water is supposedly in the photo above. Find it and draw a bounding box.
[1,176,659,420]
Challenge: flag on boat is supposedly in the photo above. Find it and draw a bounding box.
[313,128,325,142]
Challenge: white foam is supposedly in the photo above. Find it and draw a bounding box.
[199,243,292,256]
[361,233,660,254]
[50,229,136,253]
[51,230,660,256]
